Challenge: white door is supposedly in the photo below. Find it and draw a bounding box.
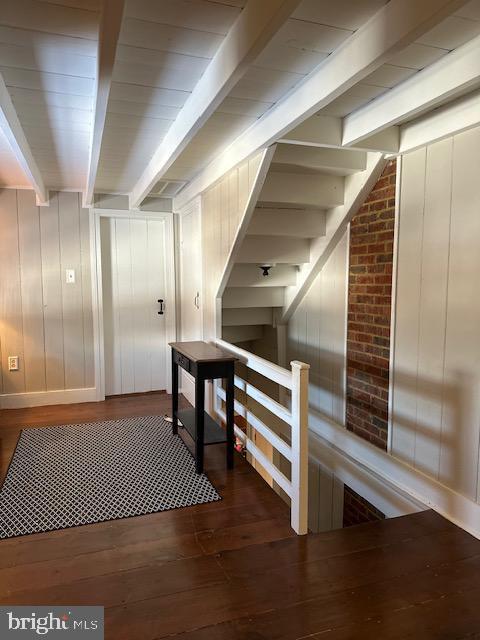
[101,216,168,396]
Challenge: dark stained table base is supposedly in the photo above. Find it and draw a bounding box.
[1,392,479,639]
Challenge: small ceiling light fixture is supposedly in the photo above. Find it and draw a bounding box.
[259,264,273,277]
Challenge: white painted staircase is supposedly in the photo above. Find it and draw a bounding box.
[221,143,386,347]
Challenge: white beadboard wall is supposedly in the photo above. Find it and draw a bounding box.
[391,126,480,504]
[287,230,348,426]
[201,151,264,340]
[0,189,94,406]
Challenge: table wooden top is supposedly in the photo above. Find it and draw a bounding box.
[169,341,237,363]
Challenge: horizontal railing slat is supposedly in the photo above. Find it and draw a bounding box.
[234,375,293,426]
[217,406,292,498]
[216,338,293,390]
[217,386,292,461]
[247,438,292,498]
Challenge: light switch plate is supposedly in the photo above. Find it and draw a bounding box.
[66,269,75,284]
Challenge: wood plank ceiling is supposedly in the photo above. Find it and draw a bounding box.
[163,0,480,185]
[0,0,479,199]
[0,0,99,191]
[95,0,245,194]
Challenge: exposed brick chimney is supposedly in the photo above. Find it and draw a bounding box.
[346,159,396,450]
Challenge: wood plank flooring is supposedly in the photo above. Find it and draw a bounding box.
[1,392,480,639]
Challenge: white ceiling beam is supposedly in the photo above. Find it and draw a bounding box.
[399,88,480,154]
[343,34,480,148]
[174,0,466,210]
[129,0,301,209]
[0,73,48,205]
[84,0,125,207]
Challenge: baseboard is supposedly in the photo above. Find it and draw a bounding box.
[0,387,98,410]
[308,426,424,519]
[309,409,480,540]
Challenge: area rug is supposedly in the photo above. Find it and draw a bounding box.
[0,415,221,539]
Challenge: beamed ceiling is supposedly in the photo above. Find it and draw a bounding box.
[0,0,479,207]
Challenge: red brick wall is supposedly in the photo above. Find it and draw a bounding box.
[343,485,385,527]
[346,159,396,450]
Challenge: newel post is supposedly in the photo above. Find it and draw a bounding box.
[290,360,310,535]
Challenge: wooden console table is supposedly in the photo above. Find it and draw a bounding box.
[169,341,237,473]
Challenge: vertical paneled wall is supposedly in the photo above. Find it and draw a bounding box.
[287,231,348,426]
[201,151,263,340]
[391,126,480,503]
[0,189,94,397]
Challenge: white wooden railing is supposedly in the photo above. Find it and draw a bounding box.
[214,338,310,535]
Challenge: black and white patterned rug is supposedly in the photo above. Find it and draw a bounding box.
[0,415,221,539]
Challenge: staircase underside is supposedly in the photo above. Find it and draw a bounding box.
[221,142,384,347]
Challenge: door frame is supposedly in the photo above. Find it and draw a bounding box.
[178,196,203,405]
[91,208,176,400]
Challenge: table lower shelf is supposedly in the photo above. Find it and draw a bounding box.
[177,408,227,445]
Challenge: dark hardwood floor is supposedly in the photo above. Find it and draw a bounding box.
[1,392,480,639]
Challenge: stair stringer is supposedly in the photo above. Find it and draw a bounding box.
[214,145,276,337]
[280,151,387,324]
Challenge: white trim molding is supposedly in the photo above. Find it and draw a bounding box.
[0,388,98,410]
[91,208,177,400]
[399,88,480,154]
[309,433,424,518]
[310,411,480,541]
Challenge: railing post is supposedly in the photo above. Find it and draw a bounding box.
[290,360,310,535]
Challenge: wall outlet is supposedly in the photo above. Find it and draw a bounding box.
[66,269,75,284]
[8,356,19,371]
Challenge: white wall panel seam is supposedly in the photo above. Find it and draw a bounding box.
[56,198,67,389]
[15,189,27,391]
[76,193,87,388]
[437,136,455,483]
[36,201,48,391]
[411,150,427,468]
[387,157,402,453]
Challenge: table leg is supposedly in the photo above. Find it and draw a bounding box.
[195,376,204,474]
[226,369,235,469]
[172,357,179,435]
